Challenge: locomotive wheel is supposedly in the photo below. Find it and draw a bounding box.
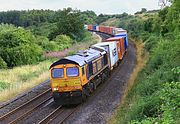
[93,82,97,90]
[82,92,87,102]
[53,97,60,104]
[89,82,94,93]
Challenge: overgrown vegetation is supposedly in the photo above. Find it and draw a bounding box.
[0,8,97,69]
[0,24,43,67]
[112,0,180,123]
[0,60,52,102]
[0,7,98,101]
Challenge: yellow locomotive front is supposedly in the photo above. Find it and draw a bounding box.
[50,63,85,104]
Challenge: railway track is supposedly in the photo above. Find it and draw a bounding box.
[38,105,63,124]
[37,105,78,124]
[0,88,51,124]
[96,32,112,41]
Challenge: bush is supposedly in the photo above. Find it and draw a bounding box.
[144,35,159,51]
[36,36,59,52]
[0,81,10,91]
[113,35,179,124]
[0,25,43,67]
[0,57,7,69]
[113,1,180,123]
[53,35,74,51]
[43,41,59,52]
[0,44,42,67]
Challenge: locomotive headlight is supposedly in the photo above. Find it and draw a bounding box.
[74,86,82,89]
[53,87,59,91]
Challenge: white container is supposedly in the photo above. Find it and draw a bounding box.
[114,28,127,36]
[96,26,99,31]
[84,25,88,30]
[93,42,118,70]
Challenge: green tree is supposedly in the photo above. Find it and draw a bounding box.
[49,8,85,40]
[0,57,7,69]
[80,10,97,24]
[141,8,147,13]
[53,35,74,50]
[0,24,42,67]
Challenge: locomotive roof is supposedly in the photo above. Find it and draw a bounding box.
[50,47,106,68]
[106,36,124,41]
[93,41,114,46]
[115,28,127,32]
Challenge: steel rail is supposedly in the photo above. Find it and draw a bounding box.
[59,107,78,124]
[38,105,63,124]
[9,96,52,124]
[0,88,51,121]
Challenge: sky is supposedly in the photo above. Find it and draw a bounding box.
[0,0,161,15]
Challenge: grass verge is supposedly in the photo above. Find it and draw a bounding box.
[0,60,52,102]
[110,36,179,123]
[109,39,149,123]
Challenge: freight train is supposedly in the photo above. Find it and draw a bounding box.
[50,25,128,105]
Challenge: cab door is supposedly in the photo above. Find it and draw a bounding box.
[81,66,88,85]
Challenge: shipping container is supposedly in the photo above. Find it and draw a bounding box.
[84,25,88,30]
[112,28,116,36]
[106,37,126,60]
[109,27,115,35]
[114,28,128,49]
[93,25,96,31]
[105,26,110,34]
[99,26,105,33]
[88,25,93,31]
[92,42,118,70]
[96,26,99,31]
[106,26,110,34]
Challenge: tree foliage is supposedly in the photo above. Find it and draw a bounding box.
[53,35,74,51]
[113,1,180,123]
[49,8,85,40]
[0,24,42,67]
[0,8,99,68]
[0,8,97,41]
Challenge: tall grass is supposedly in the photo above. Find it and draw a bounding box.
[110,40,149,124]
[0,60,52,102]
[121,40,149,105]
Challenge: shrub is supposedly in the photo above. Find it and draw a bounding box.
[36,36,59,52]
[0,81,10,91]
[0,25,43,67]
[53,35,74,51]
[0,44,42,67]
[0,57,7,69]
[144,35,159,51]
[43,41,59,52]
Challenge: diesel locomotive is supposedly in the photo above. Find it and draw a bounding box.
[50,25,128,105]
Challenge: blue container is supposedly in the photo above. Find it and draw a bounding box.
[115,34,128,49]
[93,25,97,31]
[125,34,128,49]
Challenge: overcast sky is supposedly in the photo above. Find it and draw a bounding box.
[0,0,161,14]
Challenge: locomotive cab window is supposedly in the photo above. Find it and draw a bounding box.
[52,68,64,78]
[67,67,79,77]
[82,67,85,76]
